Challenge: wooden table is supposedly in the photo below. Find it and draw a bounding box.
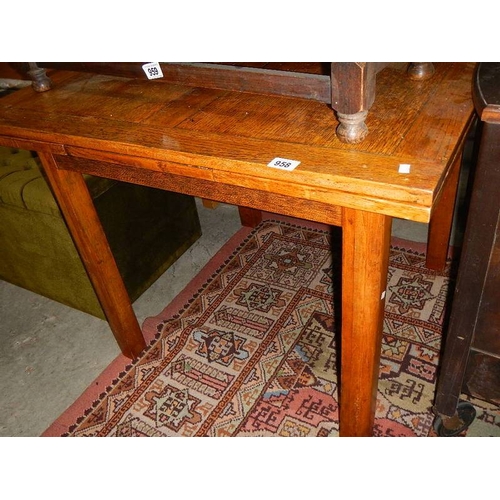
[0,62,476,436]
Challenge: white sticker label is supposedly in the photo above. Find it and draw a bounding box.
[267,157,301,171]
[398,163,411,174]
[142,62,164,80]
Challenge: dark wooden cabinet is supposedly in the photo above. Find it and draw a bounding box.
[434,62,500,433]
[461,119,500,404]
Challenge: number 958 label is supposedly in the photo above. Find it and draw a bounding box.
[267,157,301,171]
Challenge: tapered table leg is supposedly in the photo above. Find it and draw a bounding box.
[340,208,392,436]
[38,152,147,359]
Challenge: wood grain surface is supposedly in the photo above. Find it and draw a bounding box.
[0,62,476,222]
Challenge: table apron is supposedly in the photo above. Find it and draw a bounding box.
[54,152,435,224]
[55,153,346,226]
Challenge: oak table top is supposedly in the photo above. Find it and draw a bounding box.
[0,62,475,222]
[0,62,476,436]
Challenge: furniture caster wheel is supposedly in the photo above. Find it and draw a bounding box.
[433,401,477,437]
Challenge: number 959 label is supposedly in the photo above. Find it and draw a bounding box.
[267,157,301,171]
[142,62,164,80]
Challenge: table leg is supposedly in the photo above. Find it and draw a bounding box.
[26,62,53,92]
[407,63,435,81]
[340,208,392,436]
[331,63,383,144]
[238,206,263,228]
[425,148,463,270]
[38,152,147,359]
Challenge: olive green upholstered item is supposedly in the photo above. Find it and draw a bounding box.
[0,146,201,318]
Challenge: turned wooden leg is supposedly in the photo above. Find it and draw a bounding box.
[331,62,434,143]
[38,152,146,359]
[331,63,387,144]
[336,111,369,144]
[407,63,435,81]
[27,62,53,92]
[340,208,392,436]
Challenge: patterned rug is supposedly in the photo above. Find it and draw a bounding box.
[45,218,500,437]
